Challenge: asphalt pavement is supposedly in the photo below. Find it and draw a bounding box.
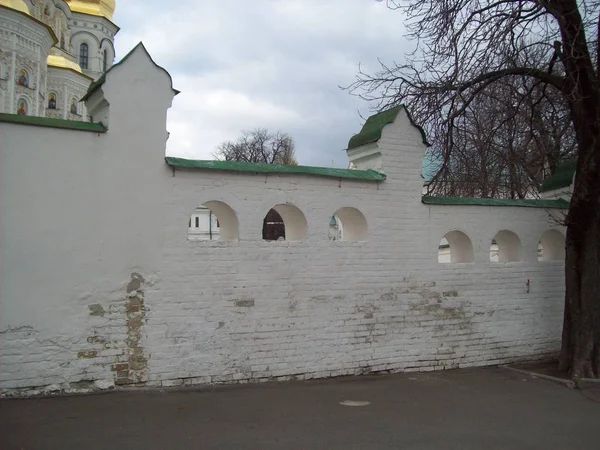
[1,367,599,450]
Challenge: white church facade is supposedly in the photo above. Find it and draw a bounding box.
[0,1,574,396]
[0,0,116,119]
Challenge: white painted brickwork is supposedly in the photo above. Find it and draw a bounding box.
[0,45,565,395]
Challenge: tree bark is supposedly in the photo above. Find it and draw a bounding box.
[551,0,600,379]
[558,100,600,379]
[560,178,600,378]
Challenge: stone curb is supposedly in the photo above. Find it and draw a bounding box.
[500,365,576,389]
[577,378,600,390]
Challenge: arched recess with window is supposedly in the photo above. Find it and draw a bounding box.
[262,203,307,241]
[187,201,238,241]
[438,230,474,263]
[329,207,367,241]
[538,229,566,261]
[490,230,522,262]
[71,31,100,71]
[100,38,115,73]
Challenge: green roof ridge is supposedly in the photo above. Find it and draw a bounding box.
[347,105,430,150]
[540,159,576,192]
[422,195,569,209]
[81,42,180,102]
[0,113,107,133]
[165,157,386,181]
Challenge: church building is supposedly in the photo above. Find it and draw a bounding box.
[0,0,117,120]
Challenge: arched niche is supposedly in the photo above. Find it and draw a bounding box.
[187,201,238,241]
[538,229,565,261]
[100,38,115,71]
[491,230,522,262]
[438,230,474,263]
[330,207,367,241]
[16,97,29,115]
[263,203,307,241]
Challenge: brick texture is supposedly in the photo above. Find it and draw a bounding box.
[0,62,565,395]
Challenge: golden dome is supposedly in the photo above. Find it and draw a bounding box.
[0,0,31,15]
[66,0,115,20]
[47,54,84,73]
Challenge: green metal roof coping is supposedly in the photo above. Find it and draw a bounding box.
[347,105,430,150]
[540,159,576,192]
[0,113,107,133]
[422,195,569,209]
[165,157,387,181]
[81,42,180,102]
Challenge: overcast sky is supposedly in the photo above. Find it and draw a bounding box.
[112,0,410,168]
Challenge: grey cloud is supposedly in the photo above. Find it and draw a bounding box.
[113,0,412,167]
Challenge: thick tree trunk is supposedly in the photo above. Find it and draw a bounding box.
[558,126,600,379]
[560,209,600,378]
[554,0,600,378]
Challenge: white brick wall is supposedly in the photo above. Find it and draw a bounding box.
[0,46,565,395]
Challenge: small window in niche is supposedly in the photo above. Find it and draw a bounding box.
[329,207,367,241]
[438,230,474,263]
[48,93,57,109]
[262,204,308,241]
[538,230,566,262]
[490,230,521,262]
[70,98,78,115]
[103,49,108,72]
[187,201,238,241]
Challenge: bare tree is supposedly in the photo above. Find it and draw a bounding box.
[348,0,599,378]
[425,74,576,198]
[214,128,298,165]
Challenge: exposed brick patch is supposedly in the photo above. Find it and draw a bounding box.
[114,273,148,386]
[234,299,255,307]
[88,304,106,317]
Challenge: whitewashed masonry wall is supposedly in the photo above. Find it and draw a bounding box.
[0,45,566,394]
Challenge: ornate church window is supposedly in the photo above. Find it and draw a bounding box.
[70,98,78,115]
[16,69,29,87]
[80,43,89,69]
[48,93,57,109]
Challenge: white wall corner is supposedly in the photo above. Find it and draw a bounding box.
[85,88,110,127]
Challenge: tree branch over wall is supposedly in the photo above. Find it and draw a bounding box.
[345,0,599,378]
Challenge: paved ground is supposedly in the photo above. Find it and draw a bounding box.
[1,367,599,450]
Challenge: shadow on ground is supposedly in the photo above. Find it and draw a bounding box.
[1,367,599,450]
